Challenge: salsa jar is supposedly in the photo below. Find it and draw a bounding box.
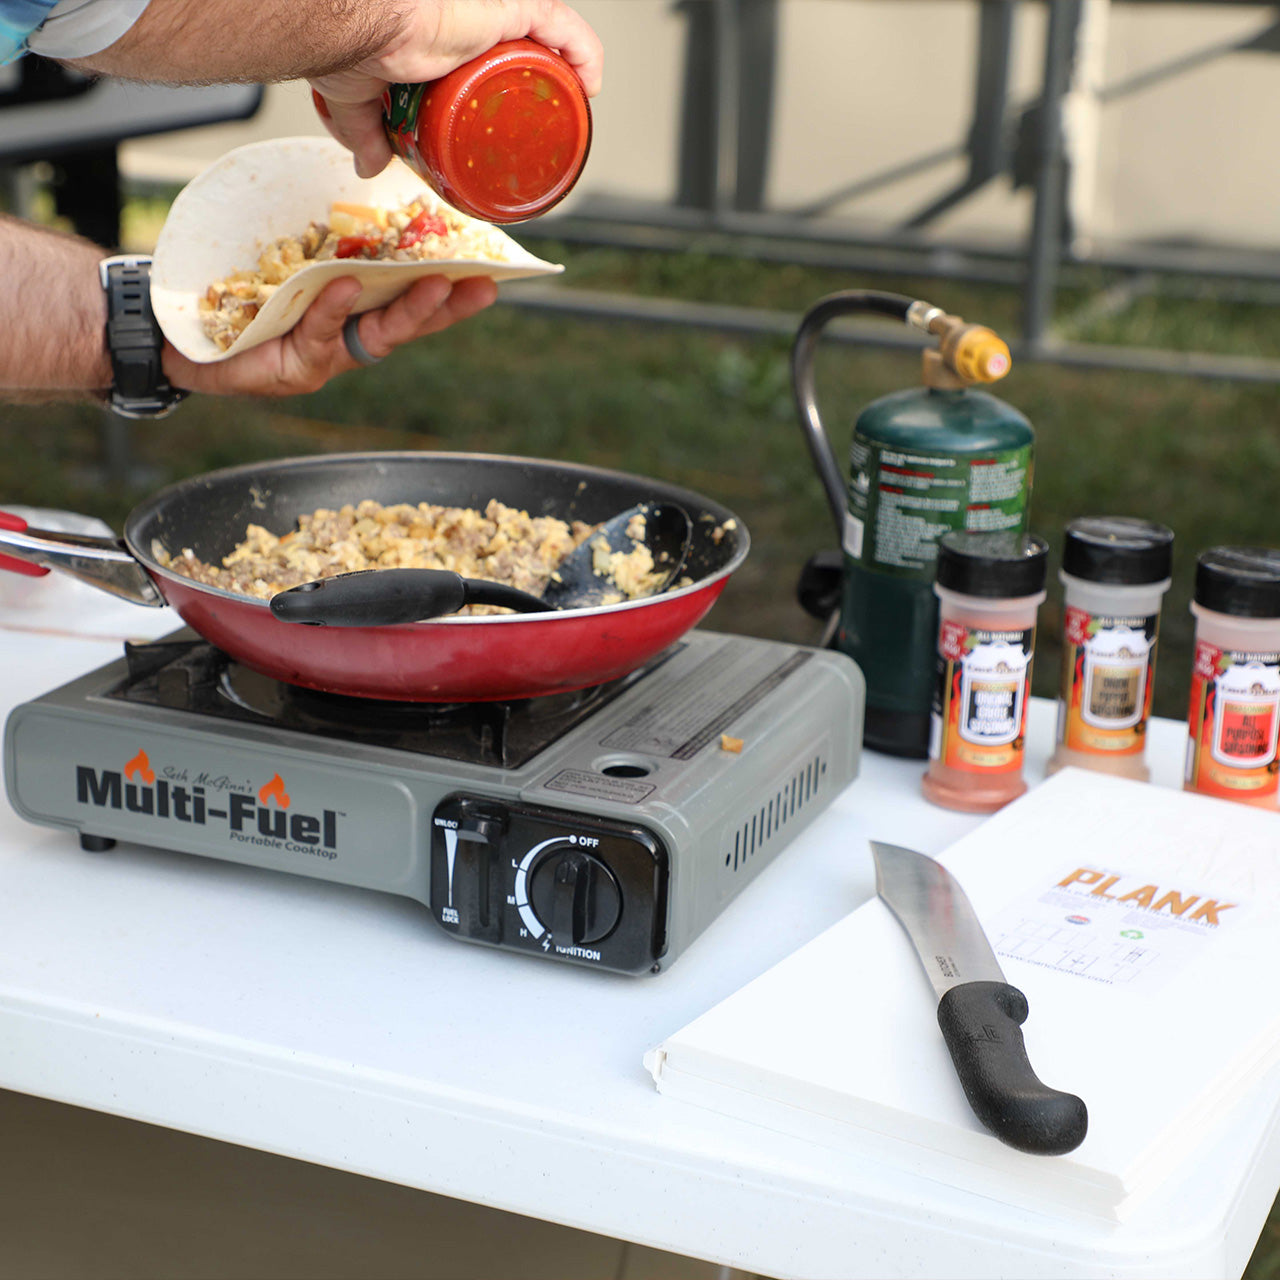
[383,39,592,223]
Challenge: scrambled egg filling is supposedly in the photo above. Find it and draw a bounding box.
[585,512,669,603]
[160,499,671,615]
[199,199,512,351]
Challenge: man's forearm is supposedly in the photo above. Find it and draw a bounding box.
[61,0,410,85]
[0,217,111,395]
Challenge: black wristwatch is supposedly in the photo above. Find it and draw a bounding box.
[99,255,189,419]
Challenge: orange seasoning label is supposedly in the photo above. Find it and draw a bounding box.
[930,620,1035,773]
[1185,640,1280,800]
[1057,606,1158,756]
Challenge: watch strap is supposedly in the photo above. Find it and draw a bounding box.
[99,256,188,419]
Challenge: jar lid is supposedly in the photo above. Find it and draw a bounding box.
[935,531,1049,598]
[1194,546,1280,618]
[412,39,591,223]
[1061,516,1174,584]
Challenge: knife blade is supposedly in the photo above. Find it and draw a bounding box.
[871,840,1088,1156]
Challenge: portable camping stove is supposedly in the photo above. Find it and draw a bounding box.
[4,630,863,973]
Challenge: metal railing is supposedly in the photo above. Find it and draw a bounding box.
[520,0,1280,382]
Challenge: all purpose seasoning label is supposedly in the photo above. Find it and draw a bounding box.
[844,439,1031,574]
[1185,641,1280,800]
[1058,606,1159,756]
[930,620,1035,772]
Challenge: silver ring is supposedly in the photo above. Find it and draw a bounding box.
[342,315,382,367]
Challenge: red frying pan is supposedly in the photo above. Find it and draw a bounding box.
[0,452,749,701]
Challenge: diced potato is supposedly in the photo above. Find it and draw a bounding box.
[329,202,387,235]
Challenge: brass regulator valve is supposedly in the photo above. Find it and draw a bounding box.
[906,300,1012,390]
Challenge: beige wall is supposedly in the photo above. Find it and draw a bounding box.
[121,1,1280,250]
[1099,4,1278,247]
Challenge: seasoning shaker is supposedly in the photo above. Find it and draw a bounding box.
[1185,547,1280,809]
[923,531,1049,813]
[1049,517,1174,783]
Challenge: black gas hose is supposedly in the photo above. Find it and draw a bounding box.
[791,290,932,542]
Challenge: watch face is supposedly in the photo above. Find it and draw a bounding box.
[109,388,189,420]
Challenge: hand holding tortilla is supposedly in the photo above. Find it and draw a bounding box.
[0,2,598,408]
[151,136,563,364]
[161,272,499,400]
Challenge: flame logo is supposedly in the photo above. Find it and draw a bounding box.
[257,773,291,809]
[124,749,155,784]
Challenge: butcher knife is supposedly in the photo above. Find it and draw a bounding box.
[870,840,1088,1156]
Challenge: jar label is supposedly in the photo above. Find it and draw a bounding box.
[1185,641,1280,800]
[930,622,1035,772]
[383,82,428,175]
[1057,607,1159,755]
[844,437,1031,581]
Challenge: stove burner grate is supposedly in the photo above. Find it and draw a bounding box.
[105,636,673,769]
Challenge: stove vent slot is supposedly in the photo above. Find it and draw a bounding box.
[727,753,828,872]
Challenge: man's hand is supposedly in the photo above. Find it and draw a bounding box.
[165,273,498,398]
[0,197,499,403]
[310,0,604,179]
[66,0,602,184]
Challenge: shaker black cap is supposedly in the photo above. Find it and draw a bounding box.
[936,530,1049,598]
[1061,517,1174,585]
[1194,547,1280,618]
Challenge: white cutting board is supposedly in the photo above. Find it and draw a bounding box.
[647,768,1280,1221]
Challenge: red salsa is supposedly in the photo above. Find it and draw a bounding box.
[383,39,592,223]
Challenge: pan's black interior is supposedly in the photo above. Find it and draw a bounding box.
[126,452,747,589]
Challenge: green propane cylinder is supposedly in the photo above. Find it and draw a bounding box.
[792,291,1034,758]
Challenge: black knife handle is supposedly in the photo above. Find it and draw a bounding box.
[937,981,1088,1156]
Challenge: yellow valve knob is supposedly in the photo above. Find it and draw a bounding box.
[950,327,1011,383]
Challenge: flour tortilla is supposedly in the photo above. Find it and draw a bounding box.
[151,136,563,363]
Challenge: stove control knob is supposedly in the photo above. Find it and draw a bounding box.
[529,849,622,948]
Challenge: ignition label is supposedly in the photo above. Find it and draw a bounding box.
[544,769,656,804]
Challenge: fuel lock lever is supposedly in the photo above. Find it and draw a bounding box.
[450,807,507,940]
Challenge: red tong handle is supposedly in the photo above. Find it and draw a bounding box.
[0,512,51,577]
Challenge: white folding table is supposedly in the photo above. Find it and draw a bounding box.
[1,594,1277,1280]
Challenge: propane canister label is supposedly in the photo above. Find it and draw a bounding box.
[1057,607,1159,756]
[845,438,1031,578]
[1185,641,1280,800]
[930,622,1035,772]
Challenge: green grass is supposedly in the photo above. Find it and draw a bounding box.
[7,244,1275,721]
[4,219,1280,1273]
[2,247,1280,721]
